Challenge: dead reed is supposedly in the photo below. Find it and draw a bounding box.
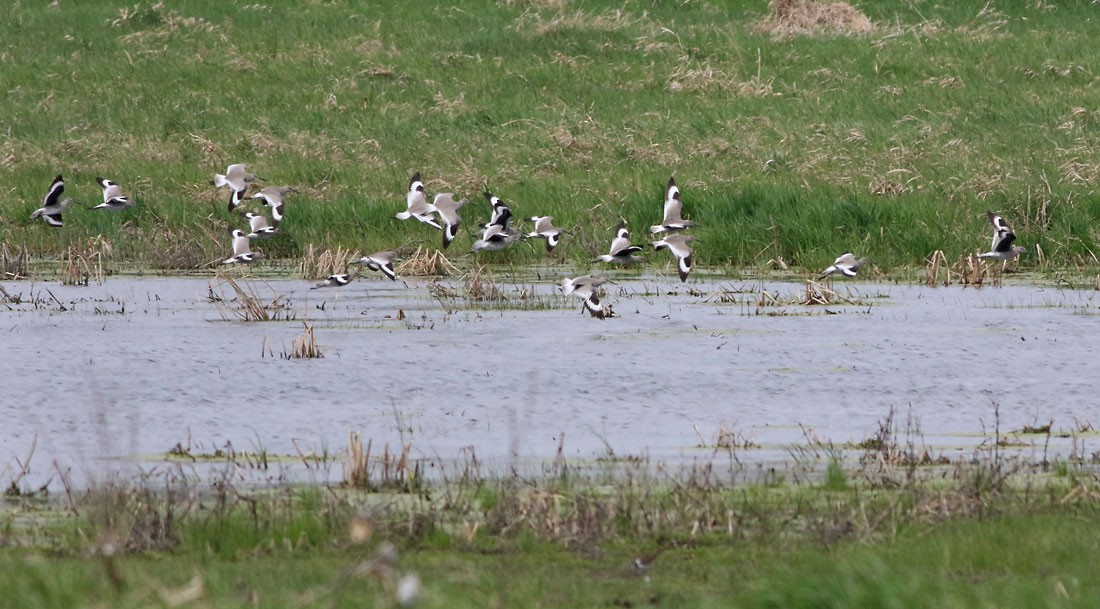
[297,245,353,280]
[464,265,507,302]
[1,242,28,279]
[344,432,419,492]
[210,277,294,322]
[286,322,323,359]
[396,246,459,277]
[63,236,111,286]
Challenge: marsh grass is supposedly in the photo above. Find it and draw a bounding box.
[296,245,352,280]
[210,277,294,322]
[1,243,29,279]
[3,2,1100,275]
[397,246,459,277]
[344,432,420,493]
[3,423,1100,608]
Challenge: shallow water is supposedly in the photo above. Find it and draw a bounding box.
[2,272,1097,489]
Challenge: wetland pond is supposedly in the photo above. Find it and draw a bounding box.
[2,271,1097,489]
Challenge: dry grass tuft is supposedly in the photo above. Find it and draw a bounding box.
[211,277,293,322]
[344,432,420,492]
[2,243,29,279]
[64,236,111,286]
[756,0,875,37]
[464,265,507,302]
[286,322,323,359]
[297,245,353,280]
[396,246,459,277]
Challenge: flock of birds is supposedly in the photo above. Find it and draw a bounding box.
[27,167,1030,319]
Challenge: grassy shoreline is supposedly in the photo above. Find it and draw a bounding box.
[3,438,1099,608]
[3,1,1100,276]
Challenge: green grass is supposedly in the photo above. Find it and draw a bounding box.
[3,1,1100,275]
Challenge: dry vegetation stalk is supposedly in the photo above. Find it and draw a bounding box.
[396,246,459,277]
[297,245,353,280]
[1,243,28,279]
[287,322,323,359]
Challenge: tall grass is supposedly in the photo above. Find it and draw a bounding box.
[2,1,1100,274]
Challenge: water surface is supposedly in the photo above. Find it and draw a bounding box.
[2,273,1095,488]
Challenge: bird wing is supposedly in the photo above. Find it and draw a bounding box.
[44,175,64,207]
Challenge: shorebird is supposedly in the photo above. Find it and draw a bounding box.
[526,216,564,252]
[649,176,694,234]
[560,275,614,319]
[471,213,519,252]
[396,172,442,230]
[213,163,258,211]
[248,186,294,227]
[91,177,134,211]
[977,211,1027,262]
[350,250,397,281]
[312,274,351,289]
[818,252,869,279]
[652,233,696,282]
[222,228,263,264]
[482,191,512,230]
[29,175,75,227]
[431,193,469,249]
[243,212,278,239]
[595,221,644,264]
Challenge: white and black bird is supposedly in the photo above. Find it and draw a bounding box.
[560,275,614,319]
[526,216,564,252]
[222,228,263,264]
[248,186,293,227]
[213,163,259,211]
[652,233,695,282]
[482,191,512,230]
[350,250,397,281]
[91,177,134,211]
[649,176,694,234]
[312,274,352,289]
[595,221,644,264]
[471,193,517,252]
[818,252,869,279]
[29,175,75,227]
[243,212,278,239]
[977,211,1027,262]
[431,193,469,249]
[395,172,442,230]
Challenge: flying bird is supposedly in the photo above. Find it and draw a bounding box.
[350,250,398,281]
[649,176,694,234]
[977,211,1027,262]
[395,172,442,230]
[312,274,352,289]
[213,163,259,211]
[652,233,696,282]
[243,212,278,239]
[595,221,644,264]
[247,186,294,227]
[526,216,565,252]
[29,175,75,227]
[91,177,134,211]
[818,252,869,279]
[222,228,263,264]
[431,193,469,249]
[560,275,615,319]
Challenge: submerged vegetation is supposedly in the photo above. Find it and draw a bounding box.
[1,1,1100,277]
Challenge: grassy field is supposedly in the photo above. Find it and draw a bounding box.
[2,0,1100,277]
[3,446,1099,608]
